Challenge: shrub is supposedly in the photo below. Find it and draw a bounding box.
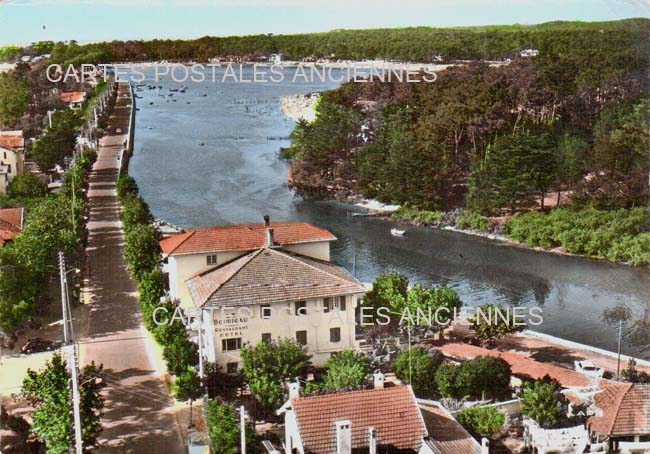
[391,206,443,225]
[456,406,505,438]
[504,207,650,265]
[455,210,489,231]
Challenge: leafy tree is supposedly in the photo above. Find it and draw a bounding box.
[323,350,369,390]
[393,347,444,395]
[0,249,38,332]
[204,399,238,454]
[520,376,571,429]
[435,357,512,399]
[240,339,311,410]
[434,363,460,399]
[163,334,199,376]
[456,406,505,439]
[0,72,27,127]
[21,353,105,453]
[123,223,159,282]
[30,109,80,171]
[404,285,462,330]
[7,174,47,199]
[362,271,408,314]
[469,304,526,345]
[175,369,205,428]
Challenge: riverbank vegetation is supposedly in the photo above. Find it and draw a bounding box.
[280,20,649,265]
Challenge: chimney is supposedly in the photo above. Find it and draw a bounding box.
[481,437,489,454]
[335,420,352,454]
[263,215,274,247]
[368,427,377,454]
[287,380,300,398]
[373,371,385,389]
[265,228,274,248]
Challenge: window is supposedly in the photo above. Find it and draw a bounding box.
[206,254,217,265]
[330,327,341,343]
[261,304,271,319]
[226,362,238,374]
[261,333,272,344]
[295,301,307,316]
[296,330,307,346]
[222,338,242,351]
[324,296,346,313]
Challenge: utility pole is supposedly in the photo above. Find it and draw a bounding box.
[65,344,84,454]
[240,405,246,454]
[197,311,204,379]
[59,251,70,344]
[616,320,624,381]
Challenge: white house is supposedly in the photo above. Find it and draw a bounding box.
[0,130,25,195]
[160,216,337,309]
[161,217,365,371]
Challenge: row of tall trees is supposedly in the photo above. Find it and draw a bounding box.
[29,19,648,69]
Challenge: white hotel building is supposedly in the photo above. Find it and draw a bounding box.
[160,217,365,372]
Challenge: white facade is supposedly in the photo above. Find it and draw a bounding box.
[198,293,361,371]
[0,146,25,195]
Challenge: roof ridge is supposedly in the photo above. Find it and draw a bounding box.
[200,249,264,304]
[608,382,634,434]
[166,230,195,255]
[294,384,406,402]
[269,248,361,287]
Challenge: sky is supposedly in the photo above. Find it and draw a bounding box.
[0,0,648,46]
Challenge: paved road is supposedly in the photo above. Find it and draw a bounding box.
[80,82,184,453]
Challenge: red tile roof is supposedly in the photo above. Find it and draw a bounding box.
[0,207,23,246]
[418,400,482,454]
[186,248,364,308]
[60,91,86,104]
[290,385,427,454]
[160,221,336,255]
[0,131,24,151]
[438,342,589,388]
[588,383,650,437]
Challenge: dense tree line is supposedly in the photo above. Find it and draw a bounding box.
[13,19,642,67]
[281,21,649,264]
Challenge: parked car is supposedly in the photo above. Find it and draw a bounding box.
[20,338,61,354]
[574,359,604,378]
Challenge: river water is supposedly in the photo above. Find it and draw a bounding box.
[127,66,650,359]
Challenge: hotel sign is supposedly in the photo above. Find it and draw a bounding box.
[216,316,249,339]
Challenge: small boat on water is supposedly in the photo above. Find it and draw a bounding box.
[390,228,406,237]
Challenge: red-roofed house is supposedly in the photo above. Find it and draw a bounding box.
[278,376,429,454]
[0,131,25,194]
[587,383,650,453]
[163,216,365,371]
[0,207,24,246]
[59,91,86,110]
[161,215,336,307]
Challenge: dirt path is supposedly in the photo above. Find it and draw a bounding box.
[79,82,184,453]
